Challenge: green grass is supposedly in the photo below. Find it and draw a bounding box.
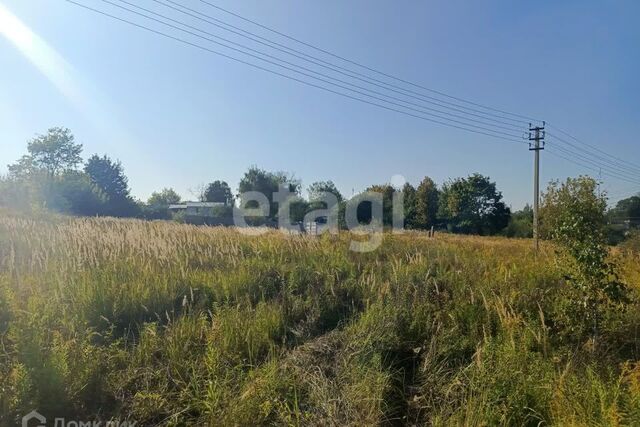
[1,213,639,425]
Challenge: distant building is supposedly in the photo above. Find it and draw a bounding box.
[168,201,233,225]
[168,201,226,216]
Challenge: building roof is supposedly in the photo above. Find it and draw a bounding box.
[168,201,227,210]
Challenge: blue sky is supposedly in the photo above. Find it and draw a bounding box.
[1,0,638,208]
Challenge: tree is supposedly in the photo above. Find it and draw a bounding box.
[414,177,439,229]
[439,173,510,235]
[606,194,640,244]
[3,129,136,218]
[0,170,105,215]
[53,171,107,216]
[9,127,82,177]
[306,181,343,225]
[7,155,38,179]
[366,184,396,226]
[504,204,533,238]
[148,188,181,207]
[146,188,181,219]
[272,171,301,195]
[201,180,234,205]
[288,196,310,223]
[237,166,300,220]
[402,182,417,229]
[84,154,137,217]
[0,175,28,211]
[541,176,628,341]
[608,195,640,227]
[346,191,384,226]
[308,181,343,204]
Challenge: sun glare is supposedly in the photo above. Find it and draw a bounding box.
[0,3,82,105]
[0,3,33,48]
[0,3,138,153]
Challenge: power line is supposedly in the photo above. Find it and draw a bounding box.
[547,123,640,172]
[546,148,640,186]
[549,145,640,184]
[607,189,640,200]
[96,0,525,139]
[599,186,639,204]
[150,0,528,129]
[191,0,640,190]
[60,0,640,191]
[61,0,529,144]
[198,0,540,123]
[103,0,527,137]
[547,131,640,176]
[554,146,640,182]
[57,0,640,214]
[548,134,640,179]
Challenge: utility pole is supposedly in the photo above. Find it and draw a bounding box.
[529,121,545,252]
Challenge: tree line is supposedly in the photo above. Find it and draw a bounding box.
[2,127,638,239]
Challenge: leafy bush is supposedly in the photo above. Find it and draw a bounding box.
[541,176,629,341]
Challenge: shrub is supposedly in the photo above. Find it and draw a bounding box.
[541,177,629,341]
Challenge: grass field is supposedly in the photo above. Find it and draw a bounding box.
[1,213,640,426]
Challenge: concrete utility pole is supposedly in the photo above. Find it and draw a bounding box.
[529,121,545,252]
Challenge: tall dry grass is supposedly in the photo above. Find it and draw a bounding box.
[1,212,639,425]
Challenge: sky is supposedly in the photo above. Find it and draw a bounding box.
[1,0,639,209]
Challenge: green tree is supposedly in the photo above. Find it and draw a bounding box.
[345,191,384,227]
[541,176,628,341]
[7,155,38,179]
[605,195,640,245]
[306,181,343,225]
[288,196,310,223]
[238,166,300,220]
[504,204,533,238]
[608,194,640,228]
[366,184,397,226]
[4,128,90,213]
[201,180,234,205]
[0,175,29,211]
[439,173,510,235]
[146,188,182,219]
[9,127,82,177]
[53,171,107,216]
[402,182,417,229]
[84,154,137,217]
[148,188,181,207]
[272,171,301,195]
[0,171,105,215]
[414,177,439,229]
[308,181,343,204]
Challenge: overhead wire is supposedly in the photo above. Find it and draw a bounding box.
[547,132,640,176]
[547,123,640,172]
[61,0,639,188]
[61,0,530,144]
[151,0,530,129]
[198,0,541,123]
[546,148,640,186]
[103,0,527,136]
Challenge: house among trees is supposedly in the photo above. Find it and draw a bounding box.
[168,201,225,216]
[168,201,233,225]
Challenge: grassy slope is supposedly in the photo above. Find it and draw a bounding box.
[1,213,640,426]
